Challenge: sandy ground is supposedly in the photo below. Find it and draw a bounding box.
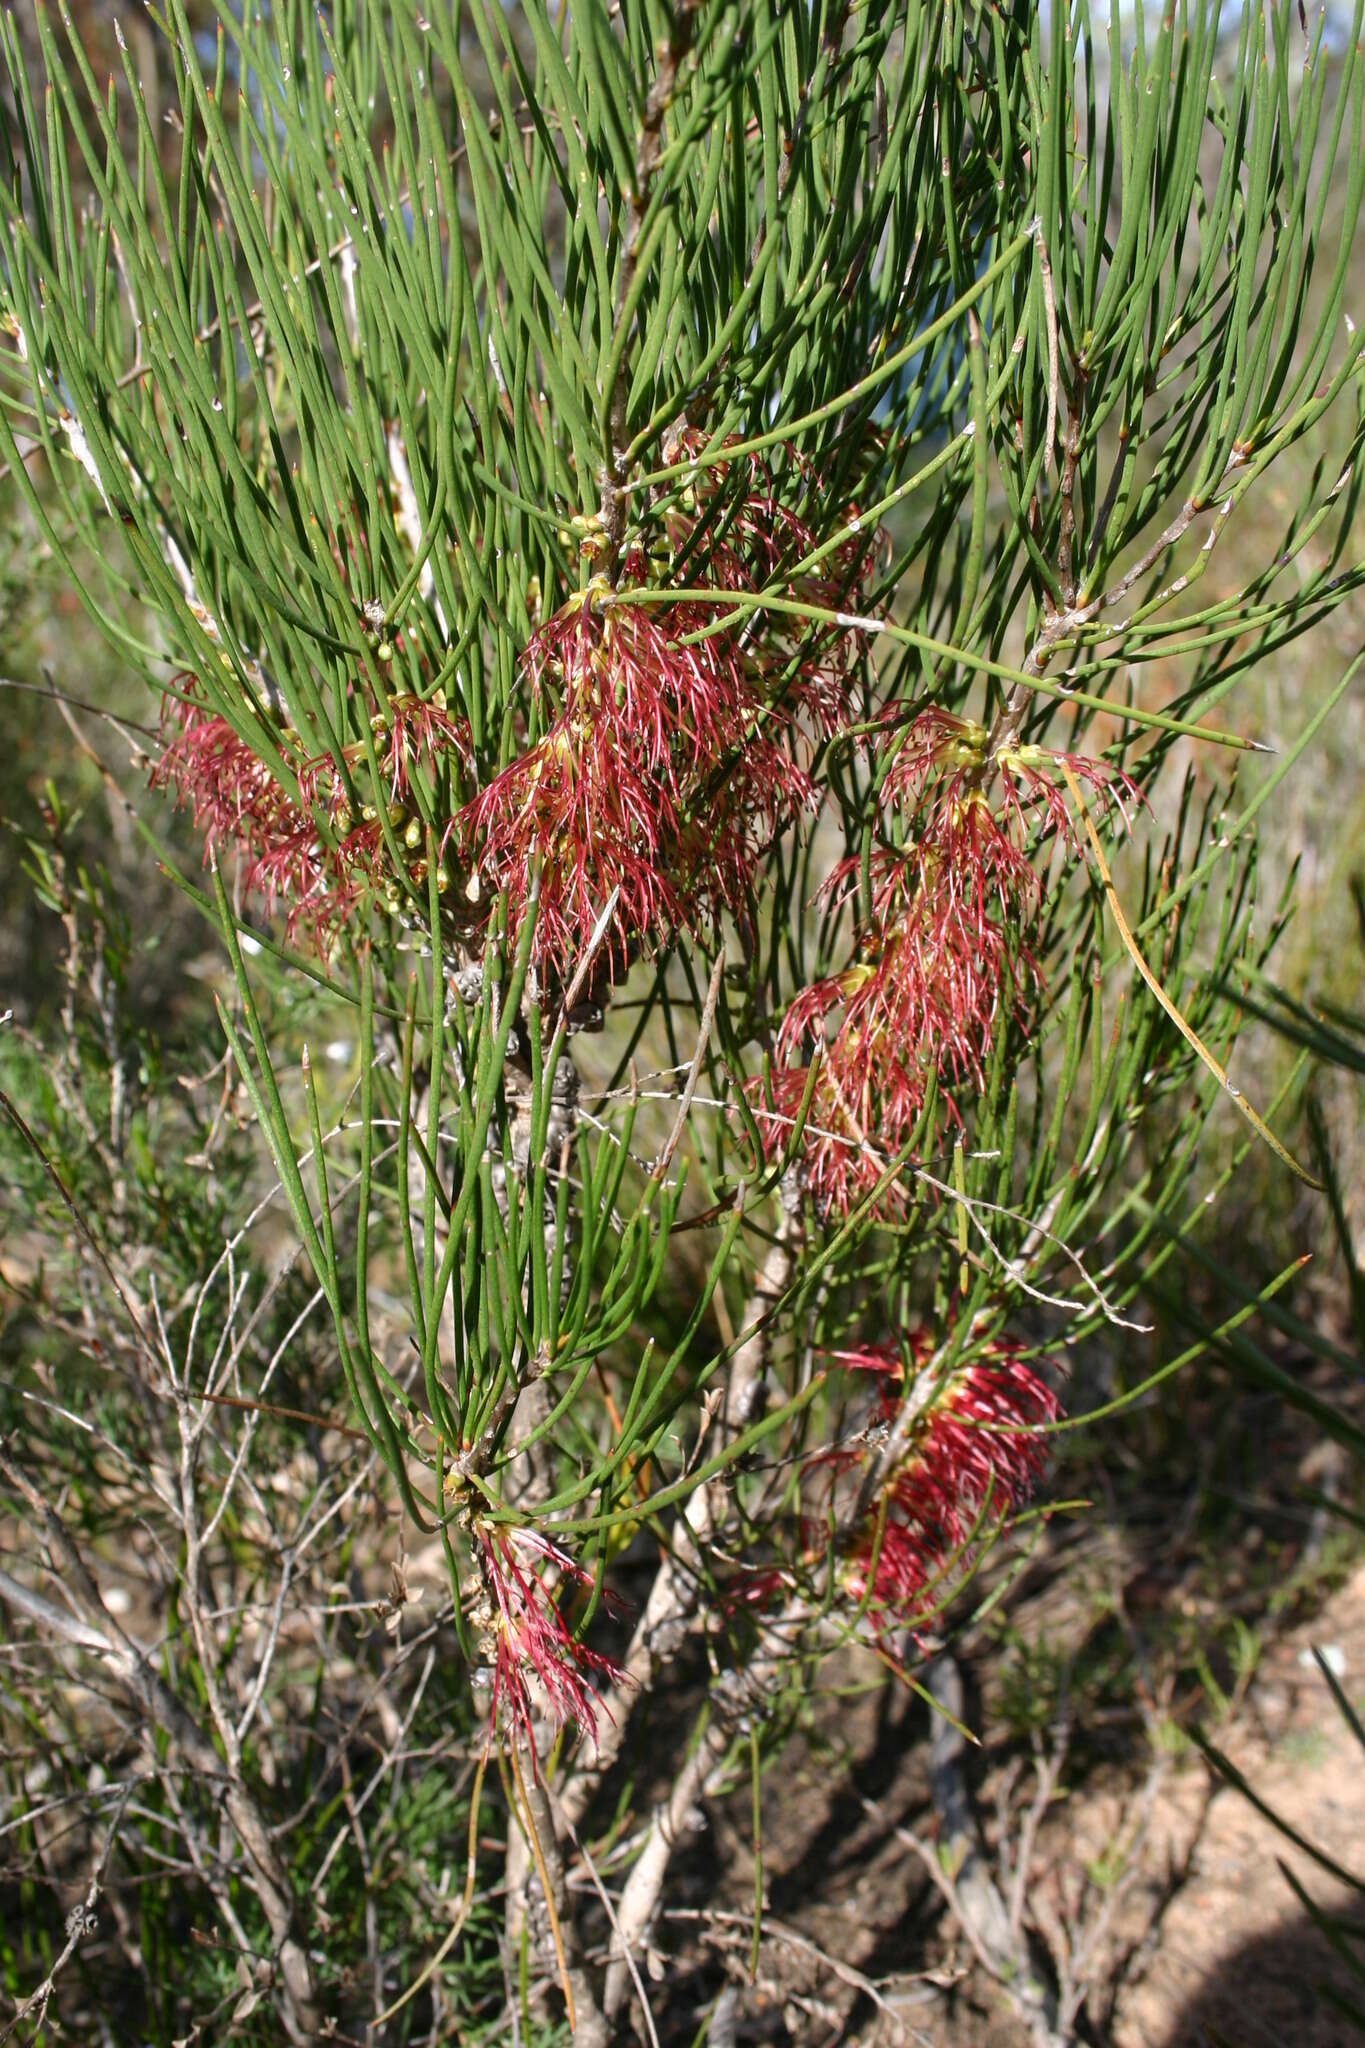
[674,1556,1365,2047]
[1108,1559,1365,2048]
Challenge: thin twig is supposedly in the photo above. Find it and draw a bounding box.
[507,1746,610,2048]
[0,1087,156,1361]
[0,1448,321,2043]
[654,948,727,1179]
[562,1199,802,1827]
[914,1168,1150,1331]
[668,1907,925,2038]
[552,884,619,1037]
[671,1908,929,2039]
[1034,221,1060,487]
[559,1800,662,2048]
[0,1780,137,2046]
[1060,759,1320,1187]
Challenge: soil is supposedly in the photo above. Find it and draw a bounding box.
[656,1557,1365,2048]
[1107,1560,1365,2048]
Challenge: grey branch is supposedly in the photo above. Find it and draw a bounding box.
[561,1194,803,1829]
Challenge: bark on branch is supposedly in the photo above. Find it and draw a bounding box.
[562,1191,802,1829]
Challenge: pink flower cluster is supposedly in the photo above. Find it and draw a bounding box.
[457,587,836,985]
[473,1524,625,1755]
[151,680,469,947]
[823,1337,1059,1634]
[753,708,1138,1215]
[458,444,872,988]
[722,1334,1058,1642]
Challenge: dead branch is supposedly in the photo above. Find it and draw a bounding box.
[0,1446,322,2044]
[0,1780,136,2046]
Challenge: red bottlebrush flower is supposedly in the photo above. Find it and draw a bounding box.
[718,1336,1059,1635]
[151,684,301,864]
[718,1564,793,1615]
[297,691,470,816]
[994,739,1145,851]
[879,704,1143,858]
[152,685,336,940]
[473,1525,626,1757]
[831,1338,1060,1635]
[373,691,471,804]
[750,1006,943,1223]
[752,838,1038,1216]
[460,702,688,987]
[459,582,844,987]
[152,677,469,952]
[756,707,1137,1215]
[456,435,878,988]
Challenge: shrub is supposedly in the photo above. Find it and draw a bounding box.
[1,1,1363,2039]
